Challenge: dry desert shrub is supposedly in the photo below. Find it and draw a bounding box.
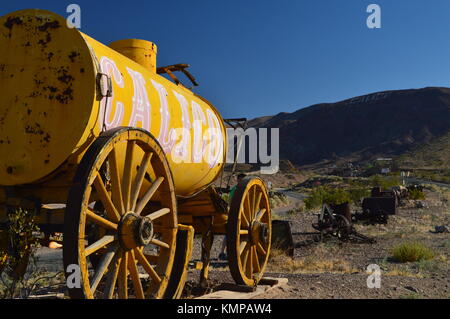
[391,241,434,263]
[267,248,357,274]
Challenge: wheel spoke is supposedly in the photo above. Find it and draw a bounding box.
[255,192,262,212]
[134,248,162,284]
[239,229,249,235]
[251,186,256,219]
[109,147,125,215]
[90,244,118,294]
[118,251,128,299]
[147,208,171,221]
[241,243,250,267]
[150,238,170,249]
[94,174,121,222]
[130,152,153,212]
[128,250,145,299]
[239,241,249,255]
[135,177,164,215]
[104,250,122,299]
[246,246,253,278]
[240,208,250,228]
[257,242,267,256]
[86,209,118,231]
[84,235,115,257]
[122,141,136,212]
[255,208,267,222]
[253,246,261,273]
[245,195,252,221]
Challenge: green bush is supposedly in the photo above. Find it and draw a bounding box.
[304,187,351,210]
[391,241,434,263]
[348,188,371,203]
[408,188,425,200]
[369,174,401,189]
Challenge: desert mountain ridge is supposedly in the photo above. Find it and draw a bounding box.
[248,87,450,168]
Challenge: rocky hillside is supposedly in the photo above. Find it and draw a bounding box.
[249,87,450,167]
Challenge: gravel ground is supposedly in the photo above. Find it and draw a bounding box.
[13,188,449,299]
[185,188,450,299]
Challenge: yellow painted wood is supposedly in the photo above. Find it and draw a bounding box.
[0,9,226,198]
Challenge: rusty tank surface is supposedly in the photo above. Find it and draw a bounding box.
[0,9,272,299]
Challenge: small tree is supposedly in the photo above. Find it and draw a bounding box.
[0,208,40,298]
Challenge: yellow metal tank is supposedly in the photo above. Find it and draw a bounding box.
[0,9,226,197]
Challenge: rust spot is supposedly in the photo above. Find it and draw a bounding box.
[56,87,74,104]
[43,133,51,143]
[38,32,52,46]
[28,91,42,98]
[68,51,80,62]
[27,109,32,115]
[38,20,60,32]
[0,137,12,145]
[80,68,85,73]
[57,69,74,84]
[44,160,49,164]
[25,122,44,135]
[44,86,58,93]
[63,87,73,96]
[47,52,54,62]
[4,16,23,30]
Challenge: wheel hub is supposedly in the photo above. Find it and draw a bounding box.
[118,212,154,250]
[250,221,269,245]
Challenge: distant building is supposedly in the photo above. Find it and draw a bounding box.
[375,158,393,174]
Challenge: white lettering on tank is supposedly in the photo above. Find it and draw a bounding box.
[127,67,151,131]
[99,57,124,130]
[191,101,206,163]
[204,109,224,167]
[172,90,191,162]
[151,79,175,153]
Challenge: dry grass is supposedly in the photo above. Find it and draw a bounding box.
[384,268,423,278]
[267,249,358,274]
[391,241,435,263]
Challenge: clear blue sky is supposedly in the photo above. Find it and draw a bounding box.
[2,1,450,119]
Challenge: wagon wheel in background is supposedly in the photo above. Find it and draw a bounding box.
[227,177,271,286]
[335,215,351,242]
[64,127,177,299]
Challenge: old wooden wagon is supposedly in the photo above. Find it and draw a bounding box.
[0,9,272,299]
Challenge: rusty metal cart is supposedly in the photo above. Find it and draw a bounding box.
[0,9,272,299]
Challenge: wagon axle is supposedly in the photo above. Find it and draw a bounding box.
[118,212,155,249]
[249,219,269,246]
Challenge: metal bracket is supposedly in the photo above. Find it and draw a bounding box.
[96,73,113,99]
[221,118,248,191]
[157,64,199,89]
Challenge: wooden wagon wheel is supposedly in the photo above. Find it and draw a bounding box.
[63,127,177,299]
[335,215,351,242]
[227,177,271,286]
